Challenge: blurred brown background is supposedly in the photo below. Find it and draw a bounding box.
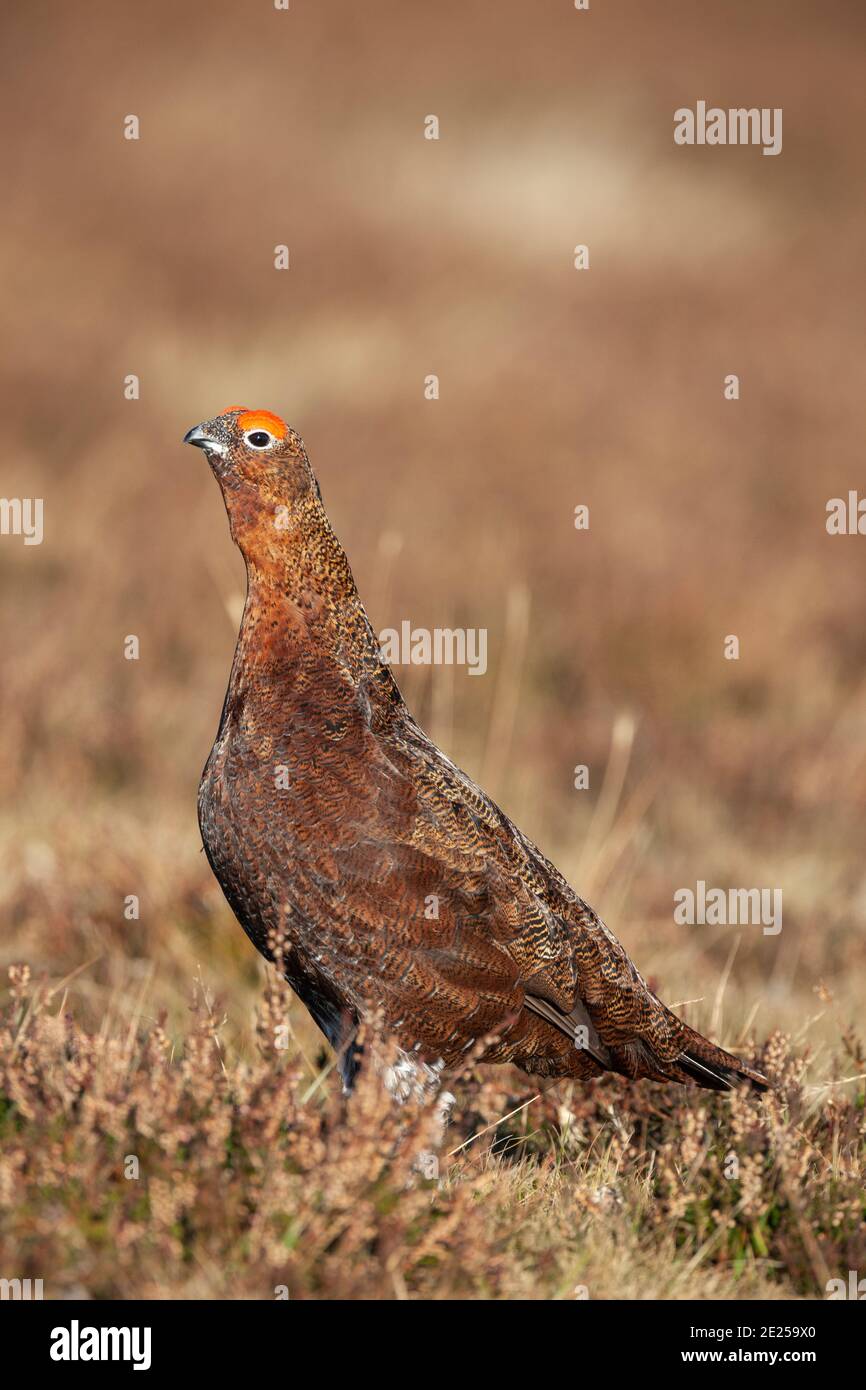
[2,0,864,1063]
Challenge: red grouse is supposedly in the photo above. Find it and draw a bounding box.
[186,407,766,1095]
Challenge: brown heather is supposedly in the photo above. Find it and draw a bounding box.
[0,964,863,1300]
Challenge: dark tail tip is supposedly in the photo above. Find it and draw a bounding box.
[679,1048,770,1093]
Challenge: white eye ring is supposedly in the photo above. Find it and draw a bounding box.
[244,429,275,450]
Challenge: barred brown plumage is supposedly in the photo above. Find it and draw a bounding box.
[186,407,768,1097]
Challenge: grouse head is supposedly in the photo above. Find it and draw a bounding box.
[183,406,320,561]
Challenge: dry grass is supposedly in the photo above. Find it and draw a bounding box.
[1,0,865,1299]
[1,965,863,1300]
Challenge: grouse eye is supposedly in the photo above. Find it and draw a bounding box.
[245,429,273,449]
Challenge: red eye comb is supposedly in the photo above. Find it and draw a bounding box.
[236,409,288,439]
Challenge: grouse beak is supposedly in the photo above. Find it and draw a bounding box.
[183,423,225,456]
